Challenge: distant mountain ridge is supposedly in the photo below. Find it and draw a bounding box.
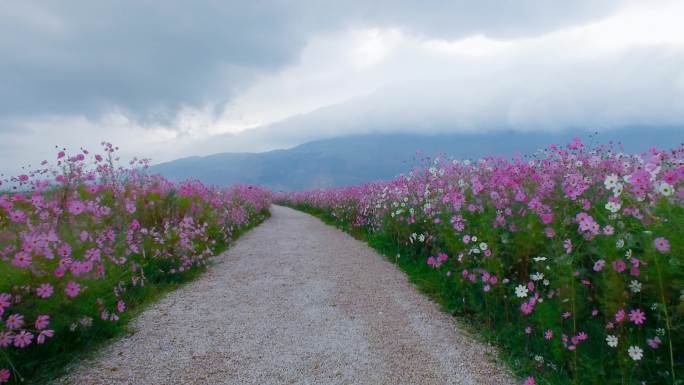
[149,128,683,191]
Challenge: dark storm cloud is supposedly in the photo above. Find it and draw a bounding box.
[0,0,623,122]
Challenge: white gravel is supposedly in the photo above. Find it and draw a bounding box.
[56,205,516,385]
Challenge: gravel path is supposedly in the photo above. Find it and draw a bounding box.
[57,205,515,385]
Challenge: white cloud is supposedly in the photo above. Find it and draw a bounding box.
[1,0,683,175]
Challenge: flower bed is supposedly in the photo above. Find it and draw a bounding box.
[278,139,683,384]
[0,143,271,383]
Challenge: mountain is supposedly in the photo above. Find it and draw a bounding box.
[148,128,683,191]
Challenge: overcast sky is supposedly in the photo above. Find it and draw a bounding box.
[1,0,683,174]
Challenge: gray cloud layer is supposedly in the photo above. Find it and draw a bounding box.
[1,0,622,121]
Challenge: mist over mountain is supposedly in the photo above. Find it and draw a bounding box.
[149,127,683,191]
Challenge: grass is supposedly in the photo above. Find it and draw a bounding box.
[288,204,543,383]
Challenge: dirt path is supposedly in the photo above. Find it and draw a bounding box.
[57,205,515,385]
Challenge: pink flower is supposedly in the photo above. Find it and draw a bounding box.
[612,259,627,273]
[615,309,626,323]
[12,251,31,268]
[0,293,10,309]
[593,259,605,272]
[36,283,54,298]
[35,315,50,330]
[521,301,534,315]
[37,329,54,344]
[13,330,33,348]
[5,314,24,330]
[544,329,553,340]
[544,227,556,238]
[563,239,572,254]
[57,243,72,258]
[0,332,13,348]
[125,200,137,214]
[64,281,81,298]
[0,368,10,383]
[67,200,86,215]
[654,237,670,253]
[647,336,661,349]
[523,376,536,385]
[628,309,646,325]
[117,300,126,313]
[427,256,437,268]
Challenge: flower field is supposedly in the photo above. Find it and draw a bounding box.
[0,144,271,383]
[278,139,683,385]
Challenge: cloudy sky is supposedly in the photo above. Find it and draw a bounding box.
[1,0,683,174]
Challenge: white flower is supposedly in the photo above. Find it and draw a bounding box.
[534,355,544,363]
[628,346,643,361]
[612,183,624,196]
[625,249,632,258]
[471,236,478,242]
[658,181,674,196]
[656,328,665,336]
[530,272,544,281]
[533,256,547,262]
[418,234,425,242]
[604,174,619,189]
[515,285,529,298]
[479,242,488,251]
[542,279,550,286]
[605,201,621,213]
[616,239,625,248]
[629,280,642,293]
[606,335,618,347]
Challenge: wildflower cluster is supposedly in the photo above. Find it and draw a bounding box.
[279,139,683,384]
[0,144,271,383]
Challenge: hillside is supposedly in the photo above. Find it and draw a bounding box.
[149,128,683,190]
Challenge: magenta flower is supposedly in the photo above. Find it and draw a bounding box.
[654,237,670,253]
[628,309,646,325]
[523,376,536,385]
[0,368,10,383]
[544,329,553,340]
